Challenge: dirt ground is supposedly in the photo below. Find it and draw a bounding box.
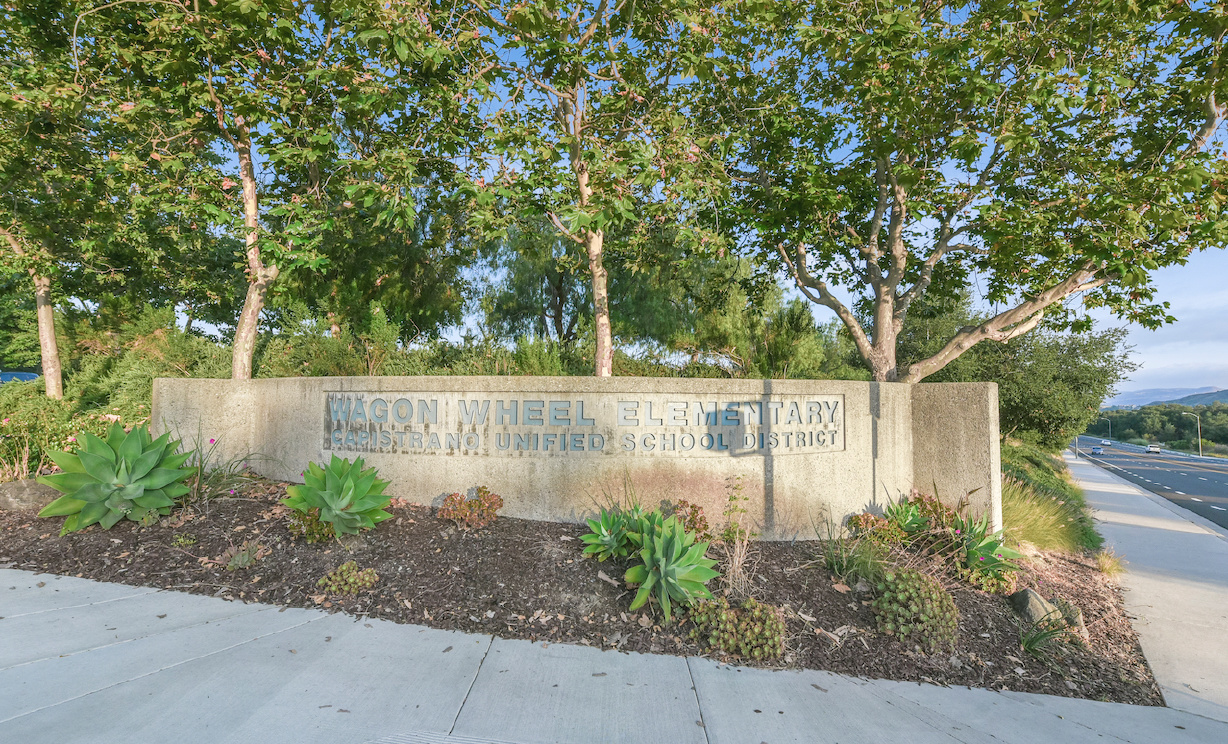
[0,480,1162,706]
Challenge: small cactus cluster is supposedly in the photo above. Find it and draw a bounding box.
[438,486,503,530]
[318,561,379,595]
[665,499,712,543]
[688,597,786,661]
[847,512,906,544]
[287,508,334,543]
[871,570,960,654]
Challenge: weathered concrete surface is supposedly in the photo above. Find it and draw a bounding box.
[1067,452,1228,723]
[451,638,706,744]
[4,569,1226,744]
[0,478,58,512]
[152,377,999,538]
[913,383,1002,529]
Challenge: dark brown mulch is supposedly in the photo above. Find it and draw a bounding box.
[0,482,1161,706]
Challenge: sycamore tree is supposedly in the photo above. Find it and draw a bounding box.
[714,0,1228,383]
[100,0,473,378]
[467,0,728,376]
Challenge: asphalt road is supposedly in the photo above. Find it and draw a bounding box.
[1073,435,1228,530]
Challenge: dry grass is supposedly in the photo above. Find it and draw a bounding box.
[1001,475,1091,553]
[0,439,33,483]
[1095,549,1126,578]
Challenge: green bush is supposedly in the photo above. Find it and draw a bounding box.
[871,570,960,654]
[688,597,787,661]
[36,423,194,535]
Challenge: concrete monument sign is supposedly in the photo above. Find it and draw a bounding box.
[152,377,1000,539]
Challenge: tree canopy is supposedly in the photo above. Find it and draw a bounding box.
[712,0,1227,382]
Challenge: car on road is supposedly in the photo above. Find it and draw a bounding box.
[1091,446,1104,455]
[1101,440,1112,446]
[1147,443,1162,453]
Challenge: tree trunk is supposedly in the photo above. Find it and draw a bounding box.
[229,118,278,380]
[33,273,63,399]
[1,227,62,398]
[586,228,613,377]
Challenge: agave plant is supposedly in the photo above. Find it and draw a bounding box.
[580,508,632,562]
[282,455,393,537]
[625,516,720,622]
[626,507,665,549]
[957,513,1025,576]
[885,499,927,535]
[37,423,194,535]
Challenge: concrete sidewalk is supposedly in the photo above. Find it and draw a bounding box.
[3,568,1226,743]
[1065,452,1228,723]
[5,455,1228,743]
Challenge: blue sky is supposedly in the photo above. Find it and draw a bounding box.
[1094,248,1228,392]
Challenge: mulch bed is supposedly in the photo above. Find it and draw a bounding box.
[0,480,1161,706]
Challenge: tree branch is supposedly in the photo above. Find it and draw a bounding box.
[899,263,1110,383]
[778,242,874,363]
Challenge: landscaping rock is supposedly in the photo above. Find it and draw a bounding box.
[1009,588,1062,624]
[0,479,58,512]
[1057,598,1091,642]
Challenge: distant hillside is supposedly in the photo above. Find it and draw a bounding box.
[1155,389,1228,407]
[1103,387,1219,409]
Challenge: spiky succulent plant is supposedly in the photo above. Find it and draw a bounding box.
[624,515,719,622]
[282,455,392,537]
[580,508,632,562]
[37,423,194,535]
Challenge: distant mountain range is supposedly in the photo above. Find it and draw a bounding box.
[1157,389,1228,406]
[1102,387,1222,409]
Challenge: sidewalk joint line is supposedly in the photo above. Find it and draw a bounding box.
[1,588,162,619]
[0,613,326,725]
[0,604,273,673]
[683,657,711,744]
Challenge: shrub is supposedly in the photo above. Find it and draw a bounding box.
[884,499,927,535]
[318,561,379,595]
[625,515,719,622]
[580,508,633,562]
[664,499,712,543]
[688,597,787,661]
[282,456,393,536]
[1001,441,1101,551]
[287,508,335,543]
[820,535,889,585]
[37,423,194,535]
[847,512,906,545]
[954,513,1024,594]
[908,490,958,531]
[871,570,960,654]
[438,485,504,530]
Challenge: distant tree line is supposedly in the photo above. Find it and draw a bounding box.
[1091,404,1228,453]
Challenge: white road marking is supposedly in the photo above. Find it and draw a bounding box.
[1212,506,1226,511]
[1176,491,1186,495]
[1199,477,1209,481]
[1192,498,1203,502]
